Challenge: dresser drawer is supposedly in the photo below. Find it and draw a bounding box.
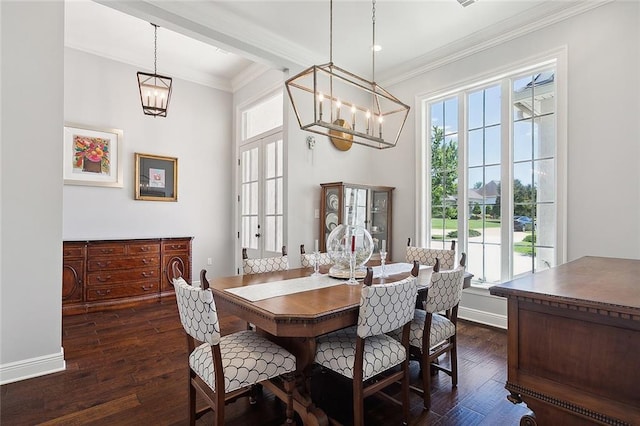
[162,240,190,252]
[63,243,86,259]
[87,256,160,272]
[87,243,126,258]
[86,281,158,301]
[86,267,160,286]
[127,241,160,255]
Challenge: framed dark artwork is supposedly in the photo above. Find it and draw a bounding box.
[63,123,123,187]
[135,153,177,201]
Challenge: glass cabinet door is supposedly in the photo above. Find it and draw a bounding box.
[369,190,389,255]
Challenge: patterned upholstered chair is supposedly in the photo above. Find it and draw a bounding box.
[242,246,289,274]
[398,253,466,410]
[172,265,297,425]
[315,262,420,426]
[406,237,457,270]
[299,244,332,268]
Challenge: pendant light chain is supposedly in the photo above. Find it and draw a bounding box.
[329,0,333,64]
[372,0,376,83]
[153,24,158,75]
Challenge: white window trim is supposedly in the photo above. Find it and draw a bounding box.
[415,46,568,288]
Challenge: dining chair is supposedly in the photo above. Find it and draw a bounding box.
[314,261,420,426]
[242,246,289,274]
[172,263,297,425]
[406,237,457,270]
[394,253,466,411]
[299,244,332,267]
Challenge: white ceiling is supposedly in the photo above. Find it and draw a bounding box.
[65,0,608,92]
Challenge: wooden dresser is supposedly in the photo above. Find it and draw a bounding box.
[62,237,192,315]
[489,256,640,425]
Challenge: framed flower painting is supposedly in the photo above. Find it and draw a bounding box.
[63,123,123,187]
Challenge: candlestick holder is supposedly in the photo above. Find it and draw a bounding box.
[346,252,358,285]
[311,251,322,277]
[380,250,388,278]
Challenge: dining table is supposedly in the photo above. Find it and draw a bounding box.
[206,263,471,425]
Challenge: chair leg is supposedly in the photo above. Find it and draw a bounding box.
[353,378,365,426]
[188,378,196,426]
[401,357,410,425]
[451,336,458,388]
[283,373,296,425]
[422,351,432,410]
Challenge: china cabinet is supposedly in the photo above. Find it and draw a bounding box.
[319,182,394,260]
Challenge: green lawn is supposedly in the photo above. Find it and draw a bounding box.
[431,218,501,230]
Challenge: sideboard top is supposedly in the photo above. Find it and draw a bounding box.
[489,256,640,314]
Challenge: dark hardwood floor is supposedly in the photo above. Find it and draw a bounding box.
[1,301,530,425]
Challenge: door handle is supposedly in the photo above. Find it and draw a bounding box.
[255,233,261,238]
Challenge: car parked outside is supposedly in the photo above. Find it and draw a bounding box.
[513,216,534,231]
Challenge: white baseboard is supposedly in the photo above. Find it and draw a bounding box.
[459,306,507,329]
[0,347,66,385]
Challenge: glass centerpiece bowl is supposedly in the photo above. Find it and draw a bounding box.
[326,224,374,279]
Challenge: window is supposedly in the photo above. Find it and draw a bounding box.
[423,62,562,286]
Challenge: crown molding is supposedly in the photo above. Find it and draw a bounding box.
[65,44,233,92]
[379,0,613,87]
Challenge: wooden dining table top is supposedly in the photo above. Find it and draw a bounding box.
[207,265,472,338]
[208,266,381,338]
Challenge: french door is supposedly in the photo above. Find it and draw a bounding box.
[239,131,285,262]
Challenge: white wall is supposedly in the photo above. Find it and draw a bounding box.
[232,66,378,269]
[1,1,65,383]
[63,48,235,278]
[373,1,640,327]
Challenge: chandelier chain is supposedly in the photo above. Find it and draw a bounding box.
[372,0,376,83]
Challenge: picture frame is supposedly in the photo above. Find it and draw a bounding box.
[63,123,123,187]
[135,153,178,201]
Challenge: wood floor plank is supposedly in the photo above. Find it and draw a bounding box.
[38,394,140,425]
[1,302,529,425]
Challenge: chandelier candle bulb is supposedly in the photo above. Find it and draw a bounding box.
[318,93,324,120]
[366,110,371,134]
[379,115,383,138]
[351,105,357,130]
[336,100,341,120]
[315,239,319,252]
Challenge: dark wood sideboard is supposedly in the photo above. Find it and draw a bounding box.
[62,237,192,315]
[489,256,640,425]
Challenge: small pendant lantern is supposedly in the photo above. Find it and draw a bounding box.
[137,23,172,117]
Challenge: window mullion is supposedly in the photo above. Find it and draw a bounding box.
[501,78,513,281]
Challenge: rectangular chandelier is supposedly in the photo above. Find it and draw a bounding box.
[285,62,410,150]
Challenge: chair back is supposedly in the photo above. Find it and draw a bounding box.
[242,246,289,274]
[357,275,418,338]
[173,277,221,346]
[424,266,465,313]
[406,246,456,270]
[300,244,332,267]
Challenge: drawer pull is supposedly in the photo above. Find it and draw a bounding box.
[96,289,111,296]
[100,248,114,254]
[141,271,154,278]
[141,258,149,264]
[96,275,111,282]
[97,261,111,268]
[140,247,149,252]
[141,285,154,291]
[170,245,181,250]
